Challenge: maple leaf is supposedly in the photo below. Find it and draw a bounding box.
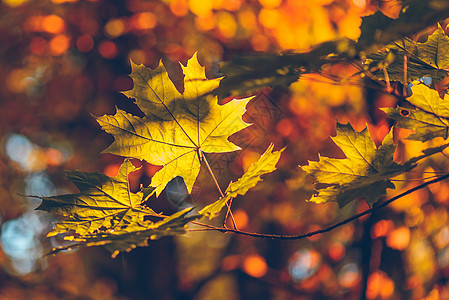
[36,159,159,237]
[49,207,199,258]
[217,39,356,97]
[366,25,449,84]
[96,53,252,196]
[217,0,449,97]
[301,123,413,207]
[199,144,283,219]
[358,0,449,52]
[382,84,449,141]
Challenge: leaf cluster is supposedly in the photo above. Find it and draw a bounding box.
[38,55,282,256]
[366,25,449,84]
[37,0,449,256]
[217,0,449,97]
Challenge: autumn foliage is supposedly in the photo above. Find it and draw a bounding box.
[3,0,449,299]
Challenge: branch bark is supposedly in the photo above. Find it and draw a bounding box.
[191,173,449,240]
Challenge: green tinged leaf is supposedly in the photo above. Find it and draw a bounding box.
[217,38,356,97]
[366,25,449,83]
[95,53,252,196]
[199,144,283,219]
[418,24,449,69]
[382,84,449,141]
[37,160,158,237]
[358,0,449,52]
[37,160,200,257]
[301,123,412,207]
[49,207,199,258]
[358,10,395,50]
[217,0,449,97]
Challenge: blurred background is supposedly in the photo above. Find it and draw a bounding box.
[1,0,449,299]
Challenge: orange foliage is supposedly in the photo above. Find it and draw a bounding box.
[3,0,449,298]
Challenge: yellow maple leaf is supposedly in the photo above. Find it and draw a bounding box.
[96,53,252,195]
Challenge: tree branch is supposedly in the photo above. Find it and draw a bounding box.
[191,173,449,240]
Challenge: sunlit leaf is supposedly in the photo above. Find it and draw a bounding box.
[200,144,283,219]
[382,84,449,141]
[301,123,412,207]
[96,53,252,196]
[49,207,199,258]
[36,159,200,256]
[366,25,449,83]
[36,159,158,237]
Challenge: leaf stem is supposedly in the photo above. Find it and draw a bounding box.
[200,150,224,198]
[382,67,392,93]
[190,173,449,240]
[223,197,235,227]
[403,54,408,97]
[199,150,238,230]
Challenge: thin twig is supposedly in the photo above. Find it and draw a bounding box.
[403,54,408,97]
[363,67,388,89]
[190,173,449,240]
[200,150,238,230]
[383,67,392,93]
[224,197,235,227]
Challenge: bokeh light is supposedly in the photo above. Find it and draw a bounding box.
[366,271,395,299]
[5,134,35,169]
[288,249,321,282]
[42,15,65,34]
[25,172,56,208]
[98,40,118,59]
[386,226,411,250]
[242,254,268,278]
[338,262,361,288]
[49,34,70,56]
[76,34,94,52]
[0,212,48,275]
